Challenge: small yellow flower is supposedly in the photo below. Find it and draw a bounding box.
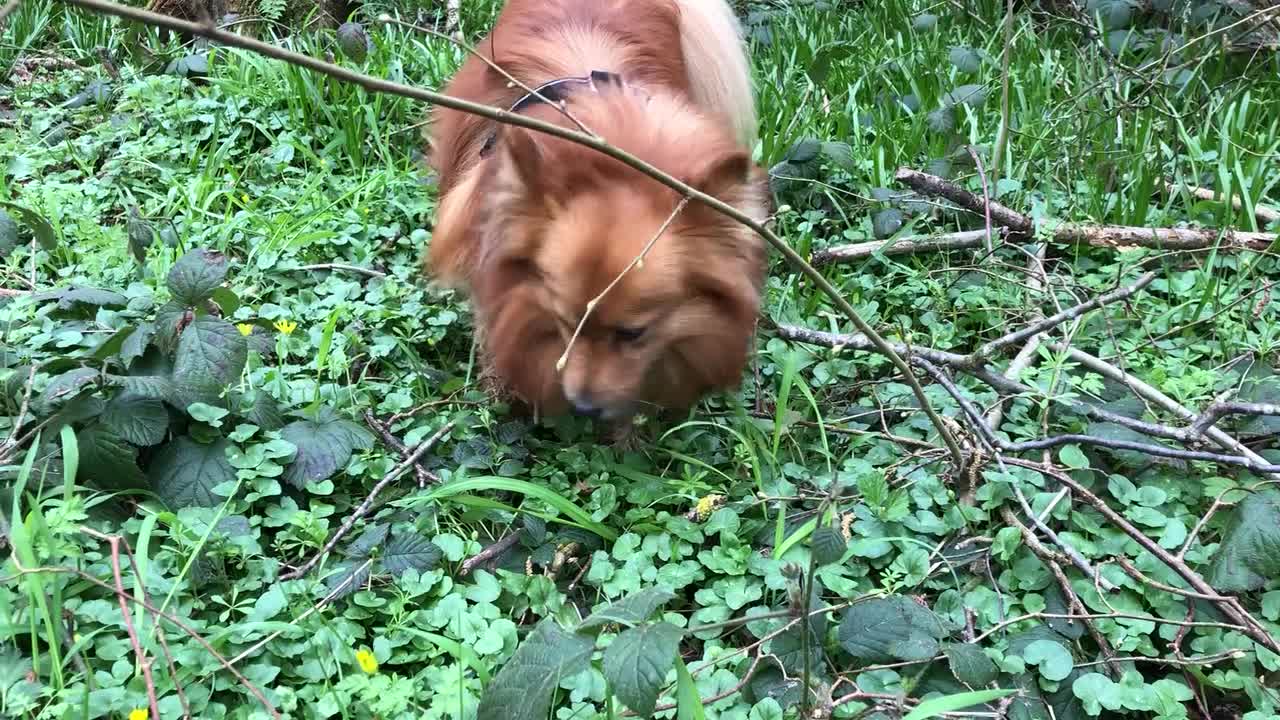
[241,193,250,204]
[355,648,378,674]
[695,494,723,522]
[237,323,254,337]
[129,709,149,720]
[273,319,297,335]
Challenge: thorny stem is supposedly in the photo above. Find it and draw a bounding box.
[57,0,969,474]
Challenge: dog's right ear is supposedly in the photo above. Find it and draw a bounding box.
[494,126,545,197]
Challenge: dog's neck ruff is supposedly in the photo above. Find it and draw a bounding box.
[478,70,626,158]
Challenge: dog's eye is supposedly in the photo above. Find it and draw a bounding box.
[613,326,646,343]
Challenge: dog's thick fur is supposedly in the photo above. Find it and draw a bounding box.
[425,0,769,421]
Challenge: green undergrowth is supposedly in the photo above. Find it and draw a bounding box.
[2,0,1279,718]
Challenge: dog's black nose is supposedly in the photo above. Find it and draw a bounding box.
[572,401,603,419]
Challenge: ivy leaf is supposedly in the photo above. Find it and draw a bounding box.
[166,248,230,306]
[99,393,169,446]
[837,595,947,663]
[381,533,443,576]
[148,436,236,508]
[1206,488,1280,592]
[810,526,847,566]
[477,618,595,720]
[76,426,146,489]
[279,407,374,488]
[945,642,997,686]
[603,622,683,717]
[1022,639,1074,681]
[172,317,248,407]
[578,588,677,633]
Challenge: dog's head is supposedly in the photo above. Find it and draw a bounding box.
[469,90,770,420]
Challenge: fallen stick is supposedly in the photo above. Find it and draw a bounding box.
[810,230,993,266]
[1164,181,1280,226]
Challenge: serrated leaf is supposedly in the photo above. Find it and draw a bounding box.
[872,209,905,239]
[945,642,997,685]
[1022,639,1074,681]
[926,108,955,133]
[279,407,374,488]
[1043,586,1084,640]
[323,560,372,598]
[106,374,174,400]
[913,13,939,30]
[810,526,847,566]
[1206,488,1280,592]
[770,622,825,675]
[784,138,822,165]
[167,248,230,306]
[579,588,677,632]
[126,207,154,264]
[820,141,856,172]
[34,286,128,311]
[346,523,388,558]
[477,618,595,720]
[381,533,443,576]
[148,436,236,508]
[76,426,146,489]
[949,46,983,73]
[91,326,137,363]
[806,42,850,84]
[0,202,57,251]
[603,622,683,717]
[337,22,371,63]
[0,209,16,258]
[944,84,989,108]
[37,367,98,413]
[838,595,947,663]
[99,393,168,446]
[172,317,248,407]
[242,390,285,431]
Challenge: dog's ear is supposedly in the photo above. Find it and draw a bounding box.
[689,149,752,201]
[495,126,545,195]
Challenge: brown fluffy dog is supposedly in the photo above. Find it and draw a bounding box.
[424,0,769,423]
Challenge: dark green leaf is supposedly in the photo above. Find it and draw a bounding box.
[165,53,209,77]
[61,80,112,109]
[945,642,997,685]
[323,560,371,598]
[37,367,98,414]
[153,301,191,354]
[106,374,174,400]
[1043,587,1084,640]
[279,407,375,488]
[241,390,285,431]
[167,248,230,306]
[926,108,955,133]
[381,533,443,576]
[337,22,371,63]
[99,393,169,446]
[603,622,683,717]
[912,13,939,30]
[346,523,389,559]
[477,618,595,720]
[1206,488,1280,592]
[120,322,156,368]
[0,209,16,258]
[172,317,248,407]
[944,84,989,108]
[784,138,822,165]
[807,42,850,84]
[770,622,825,675]
[872,209,905,239]
[34,286,128,312]
[126,207,154,264]
[148,436,236,508]
[838,595,947,663]
[1021,639,1074,681]
[76,426,146,489]
[820,141,856,172]
[579,588,677,632]
[949,46,983,73]
[810,526,847,566]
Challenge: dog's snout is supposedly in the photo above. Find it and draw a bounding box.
[571,400,604,419]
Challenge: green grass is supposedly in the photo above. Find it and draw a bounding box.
[3,0,1280,718]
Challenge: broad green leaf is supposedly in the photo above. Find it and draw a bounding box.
[34,286,128,311]
[948,46,983,73]
[1022,639,1074,681]
[943,84,989,108]
[172,317,248,407]
[323,560,372,598]
[37,368,98,413]
[903,689,1017,720]
[603,622,683,717]
[810,526,847,566]
[118,321,155,368]
[872,209,904,239]
[1206,489,1280,592]
[0,201,56,251]
[279,407,374,488]
[675,657,707,720]
[381,533,442,576]
[166,248,230,306]
[944,642,997,686]
[76,426,145,489]
[579,588,677,632]
[106,374,174,400]
[346,523,389,559]
[476,618,595,720]
[148,436,236,508]
[337,22,371,62]
[99,393,169,446]
[1058,444,1089,469]
[125,207,154,264]
[912,13,939,30]
[838,595,947,663]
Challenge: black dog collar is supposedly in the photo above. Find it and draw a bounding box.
[478,70,625,158]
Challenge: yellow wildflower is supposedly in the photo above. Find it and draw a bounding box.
[237,323,254,337]
[129,709,149,720]
[273,319,297,335]
[355,648,378,674]
[695,494,723,522]
[241,193,250,204]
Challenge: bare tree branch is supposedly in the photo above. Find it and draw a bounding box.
[1165,181,1280,226]
[810,230,993,266]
